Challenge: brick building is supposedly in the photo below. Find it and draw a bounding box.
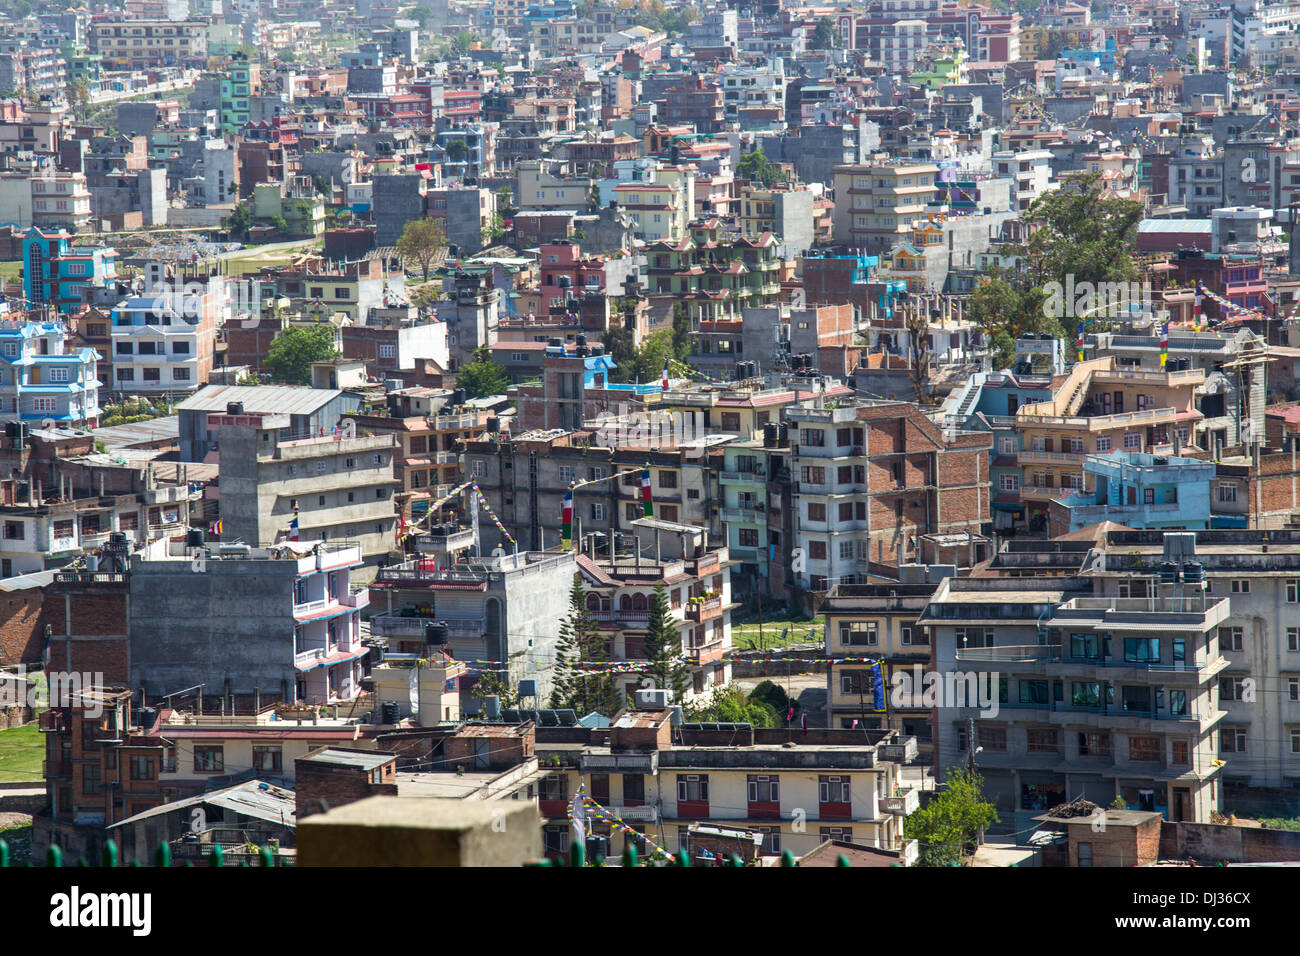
[295,747,399,821]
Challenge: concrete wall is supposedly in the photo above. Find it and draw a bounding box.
[1160,820,1300,863]
[127,556,299,700]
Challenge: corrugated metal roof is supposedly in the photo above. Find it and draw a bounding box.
[175,384,342,416]
[1138,219,1212,233]
[93,415,180,448]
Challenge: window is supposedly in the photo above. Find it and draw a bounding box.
[173,368,190,381]
[1129,736,1161,761]
[747,775,779,803]
[1171,740,1190,764]
[658,470,677,489]
[1289,580,1300,603]
[1220,627,1243,651]
[977,726,1007,751]
[1078,732,1110,756]
[558,465,576,483]
[809,541,827,560]
[1220,728,1247,753]
[839,621,878,646]
[1123,637,1160,663]
[1231,580,1250,594]
[1220,676,1249,701]
[841,670,873,695]
[2,522,23,540]
[32,398,56,413]
[1026,728,1058,753]
[379,343,396,359]
[253,746,282,772]
[738,528,759,547]
[1218,483,1237,503]
[901,626,926,646]
[677,774,709,802]
[129,755,154,780]
[83,763,102,796]
[800,429,825,447]
[1290,628,1300,652]
[818,775,850,803]
[999,473,1019,491]
[808,503,827,522]
[1096,435,1111,453]
[49,367,69,383]
[193,746,225,773]
[1123,432,1141,450]
[590,503,606,521]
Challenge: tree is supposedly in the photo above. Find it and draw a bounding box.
[444,138,470,163]
[225,202,253,241]
[550,578,619,716]
[456,345,511,399]
[671,301,692,361]
[66,78,90,120]
[904,304,932,401]
[904,767,999,866]
[481,212,506,247]
[470,669,520,709]
[271,214,289,236]
[735,148,788,188]
[748,679,790,717]
[264,325,340,386]
[600,324,637,379]
[683,684,780,726]
[642,584,689,703]
[312,174,331,197]
[968,173,1142,369]
[810,18,837,50]
[395,217,448,281]
[408,3,434,26]
[452,31,480,54]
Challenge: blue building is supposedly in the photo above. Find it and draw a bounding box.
[1049,451,1215,535]
[21,227,118,316]
[0,320,102,426]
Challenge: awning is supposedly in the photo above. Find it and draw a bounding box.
[296,647,370,674]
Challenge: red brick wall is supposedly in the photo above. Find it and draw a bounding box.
[43,586,129,683]
[294,760,398,820]
[0,588,44,666]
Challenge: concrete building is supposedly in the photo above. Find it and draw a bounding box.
[832,163,940,253]
[108,285,219,399]
[921,572,1228,830]
[1048,452,1216,536]
[786,399,992,591]
[0,319,101,427]
[128,541,370,708]
[175,384,362,462]
[368,548,577,706]
[212,411,399,562]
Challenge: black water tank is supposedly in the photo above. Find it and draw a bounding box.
[136,707,157,729]
[487,416,500,433]
[4,422,18,437]
[778,423,789,443]
[1158,561,1180,584]
[186,528,205,548]
[576,333,587,347]
[381,701,401,724]
[451,388,466,406]
[227,402,244,415]
[108,531,128,549]
[425,622,448,645]
[763,422,780,447]
[1183,561,1204,585]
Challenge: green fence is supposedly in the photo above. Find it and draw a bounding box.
[0,838,285,868]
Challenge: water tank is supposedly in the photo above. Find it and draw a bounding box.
[4,422,18,437]
[484,695,501,719]
[1158,561,1180,584]
[1182,561,1204,585]
[576,333,587,347]
[486,416,500,434]
[136,707,157,729]
[186,528,206,548]
[777,423,789,443]
[424,622,448,645]
[108,532,128,550]
[763,422,780,448]
[590,344,605,356]
[517,679,538,698]
[381,701,401,724]
[450,388,466,406]
[227,402,244,415]
[86,554,99,572]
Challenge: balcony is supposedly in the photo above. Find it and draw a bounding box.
[579,752,659,774]
[685,595,724,623]
[720,469,765,484]
[879,787,920,815]
[1017,450,1084,466]
[368,613,434,638]
[339,587,369,609]
[720,506,762,524]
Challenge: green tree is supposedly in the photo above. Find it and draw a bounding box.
[444,138,470,163]
[395,217,448,281]
[735,148,788,188]
[627,329,676,384]
[550,578,619,715]
[264,325,340,386]
[671,301,691,361]
[748,679,790,717]
[471,669,520,709]
[904,767,999,866]
[66,78,90,120]
[969,172,1142,365]
[225,202,253,241]
[600,324,637,380]
[642,584,689,703]
[683,684,780,726]
[452,31,479,54]
[481,212,506,247]
[810,18,837,50]
[456,345,511,398]
[271,214,289,236]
